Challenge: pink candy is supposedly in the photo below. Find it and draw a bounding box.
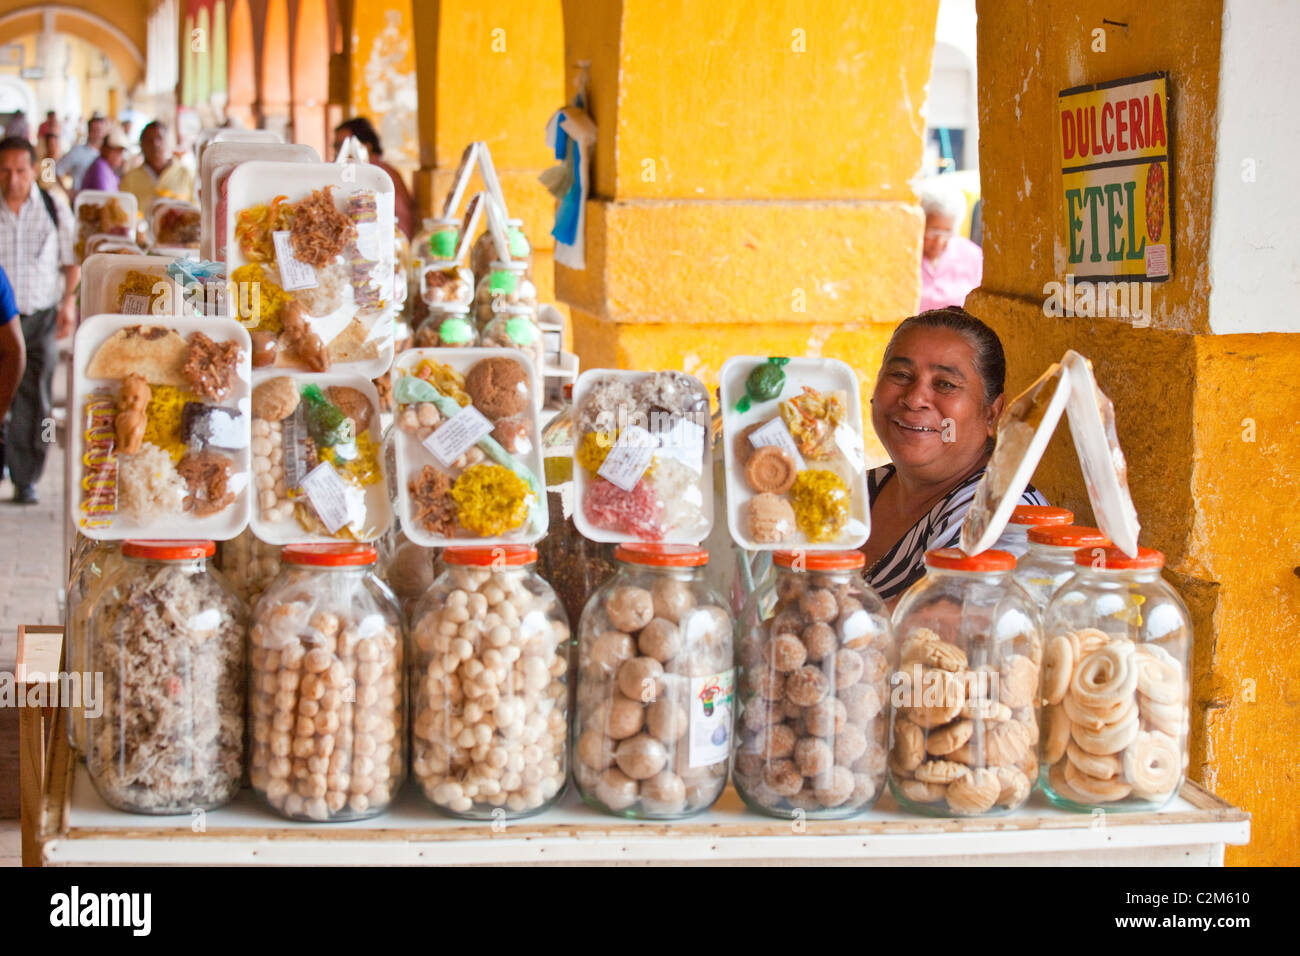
[584,478,664,540]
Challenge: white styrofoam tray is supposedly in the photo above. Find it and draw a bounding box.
[247,372,392,546]
[226,161,396,379]
[80,254,182,322]
[720,355,870,551]
[199,141,318,260]
[70,314,253,541]
[392,348,548,548]
[571,368,714,545]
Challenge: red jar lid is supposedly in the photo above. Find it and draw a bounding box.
[773,550,866,571]
[1028,525,1112,548]
[443,545,538,567]
[1007,505,1074,527]
[1074,545,1164,570]
[925,547,1015,572]
[122,540,215,560]
[615,543,709,567]
[282,543,378,567]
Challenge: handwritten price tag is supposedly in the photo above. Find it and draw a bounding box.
[272,230,319,291]
[423,404,493,467]
[598,425,656,492]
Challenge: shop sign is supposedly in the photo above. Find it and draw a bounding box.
[1058,73,1172,280]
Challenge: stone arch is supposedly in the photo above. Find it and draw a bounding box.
[0,5,144,91]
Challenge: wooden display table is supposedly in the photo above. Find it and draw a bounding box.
[19,625,1250,867]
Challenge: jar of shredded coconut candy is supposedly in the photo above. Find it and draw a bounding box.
[248,543,405,821]
[85,539,246,814]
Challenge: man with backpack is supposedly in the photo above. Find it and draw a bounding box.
[0,136,78,504]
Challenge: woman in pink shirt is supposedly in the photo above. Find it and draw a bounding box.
[918,178,983,313]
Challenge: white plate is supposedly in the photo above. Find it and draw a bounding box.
[1062,350,1142,557]
[960,361,1073,555]
[720,355,870,551]
[199,142,318,259]
[571,369,714,545]
[247,373,392,545]
[80,254,183,321]
[226,161,396,379]
[70,314,253,541]
[392,348,548,548]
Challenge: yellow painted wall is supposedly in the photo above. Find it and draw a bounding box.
[349,0,419,176]
[563,0,937,201]
[971,0,1300,864]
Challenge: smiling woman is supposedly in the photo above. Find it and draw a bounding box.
[861,307,1047,604]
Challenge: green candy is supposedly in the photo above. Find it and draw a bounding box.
[430,228,457,259]
[504,315,538,345]
[737,357,790,412]
[300,384,355,448]
[489,269,519,296]
[439,316,474,345]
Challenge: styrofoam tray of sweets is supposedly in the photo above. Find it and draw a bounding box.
[392,348,548,548]
[70,314,253,540]
[226,160,395,379]
[720,355,870,551]
[80,254,185,321]
[73,190,136,261]
[199,141,317,260]
[571,369,714,544]
[247,372,391,545]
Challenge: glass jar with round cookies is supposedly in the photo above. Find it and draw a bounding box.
[1039,546,1190,812]
[573,544,734,819]
[248,543,405,822]
[734,550,892,819]
[888,548,1041,817]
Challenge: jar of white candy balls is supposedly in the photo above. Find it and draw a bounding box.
[410,546,571,819]
[249,544,405,822]
[574,544,735,819]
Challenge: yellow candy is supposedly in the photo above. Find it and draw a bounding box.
[451,464,531,536]
[788,469,849,542]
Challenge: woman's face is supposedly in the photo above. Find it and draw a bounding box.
[872,325,1002,480]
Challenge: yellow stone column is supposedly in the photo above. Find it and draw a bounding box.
[968,0,1300,865]
[557,0,938,449]
[410,0,565,306]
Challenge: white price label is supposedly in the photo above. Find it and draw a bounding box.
[747,417,807,470]
[272,230,319,291]
[689,669,735,769]
[656,418,706,473]
[300,462,352,534]
[422,404,493,467]
[120,293,151,315]
[354,221,381,260]
[597,425,656,492]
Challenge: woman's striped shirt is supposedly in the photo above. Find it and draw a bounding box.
[864,464,1047,601]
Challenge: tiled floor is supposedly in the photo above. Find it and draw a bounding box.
[2,348,71,867]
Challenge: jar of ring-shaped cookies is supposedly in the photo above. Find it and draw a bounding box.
[1039,546,1190,812]
[574,544,734,819]
[249,543,405,822]
[735,550,892,819]
[1012,525,1110,612]
[888,548,1042,817]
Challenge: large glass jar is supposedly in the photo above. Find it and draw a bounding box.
[410,546,571,819]
[734,550,891,818]
[573,545,733,818]
[1039,546,1190,812]
[65,539,125,754]
[888,548,1041,817]
[993,505,1074,559]
[481,305,545,375]
[474,260,537,332]
[249,544,405,822]
[471,218,532,285]
[413,305,478,349]
[85,540,246,814]
[1012,525,1110,612]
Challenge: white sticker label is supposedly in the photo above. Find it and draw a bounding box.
[748,418,807,470]
[120,293,150,315]
[272,230,319,291]
[597,425,656,492]
[299,462,352,533]
[354,221,381,260]
[689,669,735,769]
[422,404,493,467]
[1144,243,1169,278]
[656,418,706,473]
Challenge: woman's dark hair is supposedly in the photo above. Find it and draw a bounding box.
[335,117,382,157]
[883,306,1006,405]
